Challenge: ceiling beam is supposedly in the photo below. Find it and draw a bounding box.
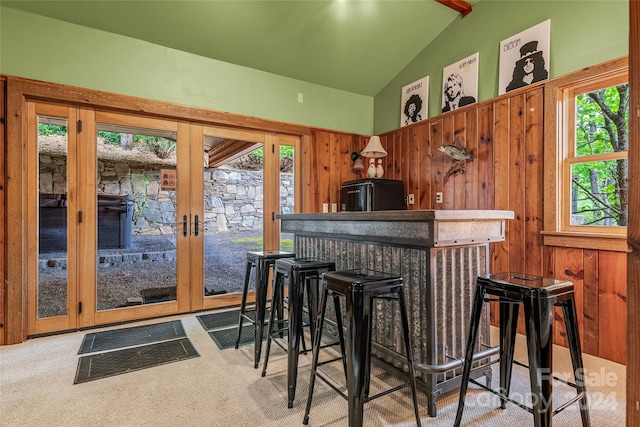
[435,0,473,18]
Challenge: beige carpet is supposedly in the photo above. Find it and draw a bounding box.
[0,310,626,426]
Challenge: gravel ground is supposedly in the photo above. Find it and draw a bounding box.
[37,231,265,317]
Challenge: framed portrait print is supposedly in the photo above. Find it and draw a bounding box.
[499,19,551,95]
[401,76,429,127]
[441,52,479,113]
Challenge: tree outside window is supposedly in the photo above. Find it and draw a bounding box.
[564,74,628,231]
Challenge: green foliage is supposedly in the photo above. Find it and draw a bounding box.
[135,135,176,159]
[97,130,121,146]
[38,124,67,136]
[572,83,629,226]
[231,236,293,251]
[249,146,294,162]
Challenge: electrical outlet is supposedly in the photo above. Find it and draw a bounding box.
[435,192,443,204]
[408,194,415,205]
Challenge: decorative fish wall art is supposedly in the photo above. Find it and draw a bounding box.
[439,139,474,181]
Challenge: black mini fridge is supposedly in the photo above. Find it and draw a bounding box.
[340,178,405,211]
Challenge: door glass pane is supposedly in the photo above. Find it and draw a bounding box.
[37,116,68,318]
[203,141,264,297]
[280,144,295,250]
[95,125,178,310]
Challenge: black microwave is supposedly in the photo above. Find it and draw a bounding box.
[340,179,405,211]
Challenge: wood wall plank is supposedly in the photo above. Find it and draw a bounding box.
[441,115,455,209]
[0,78,5,345]
[524,88,544,276]
[508,94,526,275]
[477,104,494,211]
[628,2,640,424]
[452,112,468,209]
[493,99,511,274]
[430,121,444,209]
[410,125,426,209]
[583,248,600,356]
[553,247,585,347]
[599,250,627,364]
[464,108,479,210]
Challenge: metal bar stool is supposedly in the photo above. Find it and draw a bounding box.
[303,269,422,427]
[235,250,295,368]
[261,257,336,408]
[454,272,590,427]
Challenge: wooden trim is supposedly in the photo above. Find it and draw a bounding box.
[4,76,312,138]
[189,124,204,312]
[627,1,640,425]
[543,58,629,244]
[542,231,630,252]
[0,77,5,345]
[176,121,192,314]
[77,106,96,328]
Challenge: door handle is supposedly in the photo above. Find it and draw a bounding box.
[194,215,199,236]
[183,215,188,237]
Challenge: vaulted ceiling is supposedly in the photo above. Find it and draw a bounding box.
[2,0,475,96]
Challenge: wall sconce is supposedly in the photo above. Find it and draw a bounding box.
[361,135,388,178]
[350,152,365,171]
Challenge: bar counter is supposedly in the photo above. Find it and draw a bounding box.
[278,209,514,416]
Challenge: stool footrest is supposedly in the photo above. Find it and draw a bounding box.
[468,376,534,414]
[511,359,580,389]
[366,382,409,403]
[554,392,587,415]
[313,370,348,400]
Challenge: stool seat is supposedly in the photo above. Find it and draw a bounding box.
[303,269,422,427]
[261,257,336,408]
[455,272,590,427]
[478,272,576,298]
[235,250,295,368]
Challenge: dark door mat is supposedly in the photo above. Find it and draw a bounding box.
[197,310,244,331]
[78,320,186,354]
[208,325,266,350]
[74,337,199,384]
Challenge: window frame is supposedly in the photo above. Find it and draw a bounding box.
[542,57,629,252]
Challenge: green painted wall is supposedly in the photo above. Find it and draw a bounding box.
[0,7,373,135]
[374,0,629,134]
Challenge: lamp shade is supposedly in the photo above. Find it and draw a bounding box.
[361,136,387,158]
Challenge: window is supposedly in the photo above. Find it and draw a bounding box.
[565,77,628,229]
[543,58,629,251]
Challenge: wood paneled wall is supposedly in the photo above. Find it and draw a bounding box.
[0,77,5,346]
[307,85,627,364]
[627,2,639,425]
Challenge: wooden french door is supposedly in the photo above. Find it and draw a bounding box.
[26,100,300,335]
[189,125,300,312]
[27,101,191,334]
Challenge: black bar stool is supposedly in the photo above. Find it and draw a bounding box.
[235,250,295,368]
[303,269,422,427]
[454,272,590,427]
[261,257,336,408]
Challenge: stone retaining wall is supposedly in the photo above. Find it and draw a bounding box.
[38,155,294,235]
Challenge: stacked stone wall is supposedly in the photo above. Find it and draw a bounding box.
[38,155,293,235]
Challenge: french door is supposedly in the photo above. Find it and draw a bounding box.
[190,125,300,312]
[26,100,299,335]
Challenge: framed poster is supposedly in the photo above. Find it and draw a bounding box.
[499,19,550,95]
[441,52,479,113]
[400,76,429,127]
